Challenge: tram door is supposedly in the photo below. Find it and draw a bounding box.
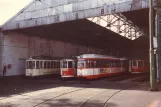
[74,60,77,76]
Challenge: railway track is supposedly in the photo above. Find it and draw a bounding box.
[0,72,149,107]
[76,75,148,107]
[33,73,148,107]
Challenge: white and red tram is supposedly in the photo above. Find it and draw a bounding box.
[77,54,128,79]
[60,58,77,78]
[26,57,60,77]
[60,54,129,79]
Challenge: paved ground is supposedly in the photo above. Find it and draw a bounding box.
[0,73,161,107]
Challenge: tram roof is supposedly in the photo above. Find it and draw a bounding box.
[78,54,120,59]
[26,59,60,61]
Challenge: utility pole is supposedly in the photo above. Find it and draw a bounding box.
[155,0,161,83]
[156,8,160,84]
[149,0,157,91]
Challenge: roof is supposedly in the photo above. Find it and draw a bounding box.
[78,54,120,59]
[1,0,149,31]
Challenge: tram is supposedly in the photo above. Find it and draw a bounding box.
[77,54,129,79]
[129,60,149,72]
[26,57,60,77]
[60,54,129,79]
[60,58,77,78]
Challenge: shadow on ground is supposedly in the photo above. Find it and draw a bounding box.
[0,72,151,98]
[36,98,118,107]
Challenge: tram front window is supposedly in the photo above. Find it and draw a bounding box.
[138,61,143,67]
[78,63,84,69]
[63,62,67,68]
[133,61,137,66]
[28,61,35,69]
[68,61,73,68]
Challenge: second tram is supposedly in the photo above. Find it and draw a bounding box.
[60,58,77,78]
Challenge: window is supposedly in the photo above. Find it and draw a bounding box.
[48,61,51,68]
[133,61,137,66]
[51,61,54,68]
[54,61,60,68]
[36,61,39,69]
[63,61,67,68]
[28,61,35,69]
[138,61,142,67]
[57,62,60,68]
[96,60,102,67]
[78,62,84,68]
[110,61,115,67]
[104,60,110,67]
[40,61,43,68]
[68,61,73,68]
[29,61,32,69]
[54,61,56,68]
[115,61,121,67]
[44,61,47,68]
[90,61,95,68]
[86,60,90,68]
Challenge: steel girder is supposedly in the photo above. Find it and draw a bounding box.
[87,13,145,40]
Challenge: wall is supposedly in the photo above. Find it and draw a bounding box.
[0,31,101,76]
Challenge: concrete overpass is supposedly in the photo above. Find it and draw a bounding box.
[0,0,157,77]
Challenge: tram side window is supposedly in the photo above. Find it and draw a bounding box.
[55,61,58,68]
[115,61,121,67]
[54,61,56,68]
[63,61,67,68]
[54,61,59,68]
[57,62,60,68]
[90,61,95,68]
[51,61,53,68]
[48,61,51,68]
[36,61,39,69]
[40,61,43,68]
[110,61,115,67]
[104,60,110,67]
[96,60,102,67]
[44,61,47,68]
[55,62,58,68]
[86,61,90,68]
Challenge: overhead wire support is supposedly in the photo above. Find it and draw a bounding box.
[149,0,157,91]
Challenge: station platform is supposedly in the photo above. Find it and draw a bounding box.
[0,74,160,107]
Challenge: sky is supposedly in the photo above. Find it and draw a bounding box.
[0,0,32,26]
